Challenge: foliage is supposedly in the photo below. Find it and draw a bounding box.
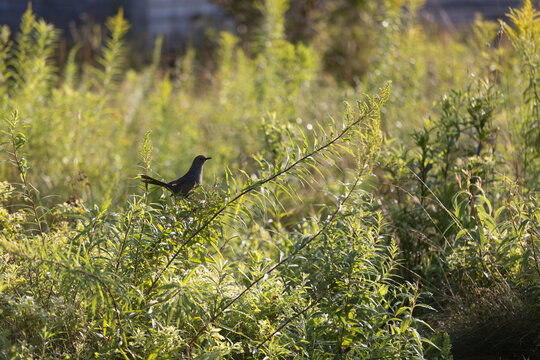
[0,78,433,358]
[503,0,540,188]
[0,0,539,358]
[378,1,540,357]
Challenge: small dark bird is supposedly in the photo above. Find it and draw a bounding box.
[140,155,211,196]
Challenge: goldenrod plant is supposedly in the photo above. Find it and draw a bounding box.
[0,0,539,358]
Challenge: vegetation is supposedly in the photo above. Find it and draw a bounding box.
[0,0,538,358]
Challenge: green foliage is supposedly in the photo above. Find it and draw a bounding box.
[503,0,540,188]
[1,78,431,357]
[1,0,539,358]
[378,2,540,357]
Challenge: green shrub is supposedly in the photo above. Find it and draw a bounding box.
[379,2,540,358]
[1,0,539,358]
[1,64,432,357]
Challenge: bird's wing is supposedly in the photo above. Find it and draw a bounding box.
[167,175,188,195]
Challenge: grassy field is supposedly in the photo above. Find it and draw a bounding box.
[0,0,539,358]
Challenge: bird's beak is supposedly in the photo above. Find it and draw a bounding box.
[205,157,212,160]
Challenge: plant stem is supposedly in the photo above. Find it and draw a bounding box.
[8,115,44,240]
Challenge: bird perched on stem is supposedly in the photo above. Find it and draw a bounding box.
[140,155,211,196]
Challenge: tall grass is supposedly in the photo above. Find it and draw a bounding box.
[0,0,539,358]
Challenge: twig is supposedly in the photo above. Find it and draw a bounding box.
[256,297,320,350]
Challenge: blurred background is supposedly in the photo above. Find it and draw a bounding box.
[0,1,529,51]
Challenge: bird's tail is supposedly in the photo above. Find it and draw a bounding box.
[140,175,171,190]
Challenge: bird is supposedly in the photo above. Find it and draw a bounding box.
[140,155,211,196]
